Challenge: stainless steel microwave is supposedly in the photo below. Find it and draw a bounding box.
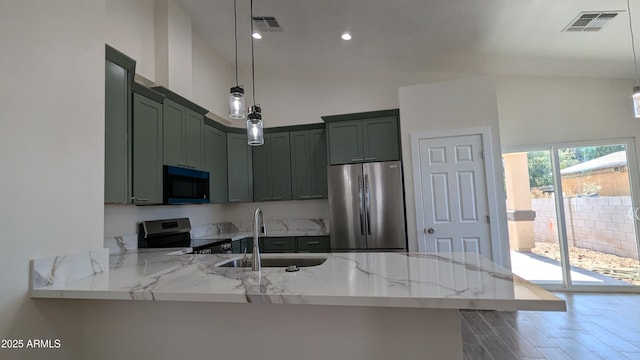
[163,165,210,204]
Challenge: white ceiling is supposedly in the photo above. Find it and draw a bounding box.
[176,0,640,78]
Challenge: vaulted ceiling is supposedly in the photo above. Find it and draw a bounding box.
[176,0,640,78]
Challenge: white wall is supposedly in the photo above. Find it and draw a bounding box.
[105,0,156,81]
[0,1,105,359]
[246,65,462,127]
[496,76,639,149]
[399,78,510,265]
[155,0,192,97]
[192,34,234,121]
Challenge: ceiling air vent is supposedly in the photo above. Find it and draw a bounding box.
[252,16,282,32]
[562,11,622,32]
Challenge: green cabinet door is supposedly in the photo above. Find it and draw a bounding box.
[253,132,291,201]
[132,93,163,204]
[297,236,330,252]
[269,132,292,200]
[252,134,271,201]
[162,99,185,166]
[362,116,399,162]
[310,128,328,198]
[204,125,227,204]
[262,237,296,253]
[227,132,253,202]
[290,130,312,199]
[104,59,130,203]
[290,129,327,199]
[162,99,204,169]
[232,238,254,254]
[327,119,364,165]
[185,109,204,169]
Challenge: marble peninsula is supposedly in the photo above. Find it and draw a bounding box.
[30,245,564,359]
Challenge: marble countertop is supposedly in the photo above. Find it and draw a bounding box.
[30,249,565,311]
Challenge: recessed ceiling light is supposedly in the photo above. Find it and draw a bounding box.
[252,32,262,40]
[341,33,352,41]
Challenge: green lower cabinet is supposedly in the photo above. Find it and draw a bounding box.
[232,238,254,254]
[233,236,331,253]
[297,236,330,252]
[262,237,296,253]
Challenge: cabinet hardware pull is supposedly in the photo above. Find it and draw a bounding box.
[300,195,312,199]
[351,158,364,161]
[134,198,150,201]
[311,195,324,198]
[307,241,320,245]
[364,157,378,161]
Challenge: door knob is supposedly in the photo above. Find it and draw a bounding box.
[426,228,435,234]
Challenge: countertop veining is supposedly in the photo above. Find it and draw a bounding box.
[31,249,565,311]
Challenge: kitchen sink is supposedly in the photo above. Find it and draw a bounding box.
[216,255,327,268]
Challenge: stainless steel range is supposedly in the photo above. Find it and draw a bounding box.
[138,218,232,254]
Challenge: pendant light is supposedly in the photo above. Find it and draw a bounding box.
[628,0,640,117]
[247,0,264,146]
[229,0,245,119]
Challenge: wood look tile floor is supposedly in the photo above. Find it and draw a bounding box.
[461,293,640,360]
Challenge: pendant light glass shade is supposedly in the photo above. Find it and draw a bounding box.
[634,86,640,118]
[229,86,246,119]
[628,0,640,118]
[247,105,264,146]
[228,0,245,120]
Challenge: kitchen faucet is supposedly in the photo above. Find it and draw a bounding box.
[252,208,266,272]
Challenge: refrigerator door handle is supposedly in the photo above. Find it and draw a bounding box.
[358,174,365,235]
[365,174,371,235]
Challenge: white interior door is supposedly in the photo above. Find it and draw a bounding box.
[417,134,493,258]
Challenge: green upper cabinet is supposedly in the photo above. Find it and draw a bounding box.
[204,122,228,204]
[311,128,328,198]
[105,45,135,204]
[152,86,207,170]
[290,128,327,199]
[326,120,363,164]
[162,99,185,167]
[362,116,399,162]
[131,90,163,205]
[253,132,292,201]
[227,131,253,203]
[185,109,204,168]
[161,99,204,169]
[323,109,400,165]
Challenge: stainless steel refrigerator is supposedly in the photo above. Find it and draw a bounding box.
[328,161,407,250]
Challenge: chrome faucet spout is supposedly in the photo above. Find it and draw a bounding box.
[252,208,266,272]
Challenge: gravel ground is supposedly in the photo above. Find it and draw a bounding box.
[531,242,640,286]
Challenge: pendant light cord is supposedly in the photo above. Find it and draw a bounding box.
[628,0,639,85]
[250,0,256,106]
[234,0,239,86]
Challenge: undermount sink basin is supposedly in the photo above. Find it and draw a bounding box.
[216,255,327,268]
